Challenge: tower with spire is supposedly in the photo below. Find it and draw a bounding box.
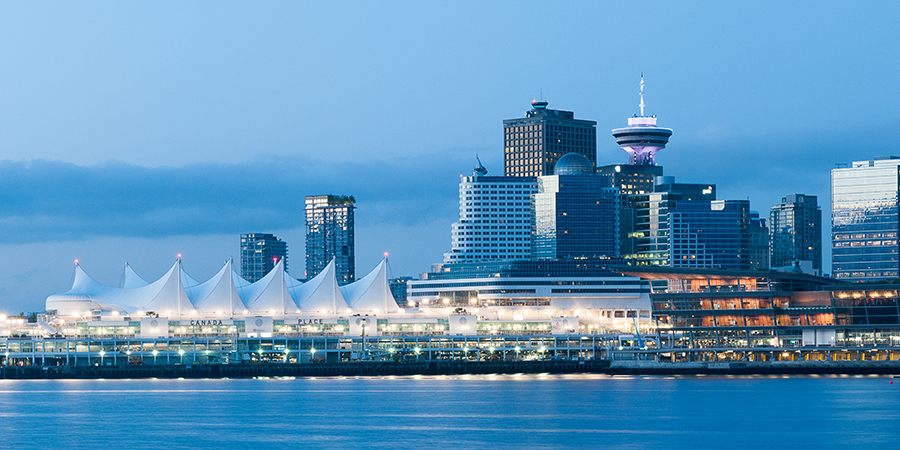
[611,74,673,166]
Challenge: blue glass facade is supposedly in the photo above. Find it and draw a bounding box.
[831,157,900,282]
[532,174,618,260]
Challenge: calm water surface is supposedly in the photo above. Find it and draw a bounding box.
[0,374,898,449]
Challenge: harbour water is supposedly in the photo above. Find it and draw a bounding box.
[1,374,898,449]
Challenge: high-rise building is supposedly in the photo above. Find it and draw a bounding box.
[503,101,597,177]
[626,177,764,270]
[532,153,619,260]
[622,177,716,262]
[305,194,356,285]
[240,233,288,283]
[748,211,770,271]
[769,194,822,272]
[443,159,537,263]
[832,157,900,282]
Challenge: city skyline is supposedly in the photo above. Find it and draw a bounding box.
[1,2,899,312]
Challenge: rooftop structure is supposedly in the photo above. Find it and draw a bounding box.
[611,75,673,166]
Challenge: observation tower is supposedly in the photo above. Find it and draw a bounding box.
[611,75,673,166]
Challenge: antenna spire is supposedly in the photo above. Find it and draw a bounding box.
[639,73,645,117]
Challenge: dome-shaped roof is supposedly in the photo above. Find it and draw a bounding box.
[554,153,594,175]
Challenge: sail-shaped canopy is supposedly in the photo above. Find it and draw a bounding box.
[290,259,350,314]
[188,259,247,314]
[121,263,149,289]
[239,259,298,313]
[340,259,399,313]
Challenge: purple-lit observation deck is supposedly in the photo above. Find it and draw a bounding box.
[611,116,673,166]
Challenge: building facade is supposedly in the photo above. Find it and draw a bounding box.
[409,259,651,330]
[831,157,900,282]
[305,195,356,284]
[532,154,618,260]
[769,193,822,272]
[443,170,537,263]
[503,101,597,177]
[240,233,288,283]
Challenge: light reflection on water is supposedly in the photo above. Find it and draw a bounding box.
[1,374,898,449]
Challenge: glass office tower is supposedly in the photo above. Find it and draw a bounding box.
[532,154,618,260]
[769,194,822,271]
[305,195,356,285]
[240,233,288,283]
[832,157,900,282]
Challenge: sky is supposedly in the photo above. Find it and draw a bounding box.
[1,2,899,314]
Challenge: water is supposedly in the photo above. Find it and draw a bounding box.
[0,374,898,449]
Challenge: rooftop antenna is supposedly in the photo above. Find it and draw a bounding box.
[639,73,645,117]
[474,154,488,176]
[540,87,543,101]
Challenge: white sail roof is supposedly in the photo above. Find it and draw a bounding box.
[188,259,247,314]
[289,259,350,314]
[340,259,399,313]
[121,263,149,289]
[239,259,298,313]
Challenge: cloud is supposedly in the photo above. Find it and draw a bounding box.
[0,151,482,244]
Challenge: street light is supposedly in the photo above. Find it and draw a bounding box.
[99,350,105,366]
[152,349,159,364]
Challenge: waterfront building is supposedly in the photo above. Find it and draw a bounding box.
[443,159,537,263]
[306,195,356,285]
[831,158,900,282]
[240,233,288,283]
[610,75,672,166]
[503,101,597,177]
[532,153,619,260]
[409,259,651,331]
[769,194,822,272]
[614,265,900,355]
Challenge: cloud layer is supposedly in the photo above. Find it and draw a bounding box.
[0,151,485,244]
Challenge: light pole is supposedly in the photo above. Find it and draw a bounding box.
[152,349,159,365]
[99,350,105,366]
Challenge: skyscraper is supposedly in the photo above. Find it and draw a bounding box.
[832,157,900,282]
[532,153,619,260]
[444,159,537,263]
[305,194,355,285]
[240,233,288,283]
[769,194,822,272]
[503,101,597,177]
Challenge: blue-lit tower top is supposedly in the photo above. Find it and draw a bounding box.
[611,75,673,166]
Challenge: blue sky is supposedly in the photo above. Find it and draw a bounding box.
[1,2,899,313]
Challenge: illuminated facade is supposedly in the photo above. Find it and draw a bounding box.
[443,167,537,263]
[831,157,900,282]
[503,101,597,177]
[306,195,355,284]
[615,266,900,355]
[769,194,822,272]
[240,233,288,283]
